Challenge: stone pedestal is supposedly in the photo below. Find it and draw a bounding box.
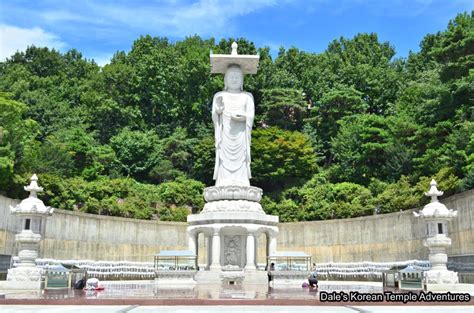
[424,234,458,284]
[188,185,278,285]
[5,230,43,285]
[6,267,43,284]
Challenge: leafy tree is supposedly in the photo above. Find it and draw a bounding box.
[21,136,76,177]
[431,12,474,83]
[331,114,392,185]
[251,127,317,192]
[463,128,474,189]
[109,128,159,180]
[158,206,190,222]
[309,33,402,115]
[0,93,38,190]
[375,167,461,214]
[275,175,374,221]
[262,197,301,222]
[155,177,204,213]
[260,88,307,130]
[374,176,423,214]
[191,136,215,185]
[311,85,368,164]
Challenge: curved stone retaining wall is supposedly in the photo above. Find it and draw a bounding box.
[0,189,473,263]
[277,189,474,262]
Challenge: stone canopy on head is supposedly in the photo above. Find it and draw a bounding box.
[210,42,259,74]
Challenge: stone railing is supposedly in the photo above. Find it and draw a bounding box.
[36,258,155,280]
[314,260,430,281]
[35,258,430,281]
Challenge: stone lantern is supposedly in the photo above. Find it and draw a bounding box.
[413,179,458,284]
[6,174,54,285]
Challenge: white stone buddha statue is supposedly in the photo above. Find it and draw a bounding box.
[212,65,255,186]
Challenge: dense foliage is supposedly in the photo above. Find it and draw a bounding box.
[0,12,472,222]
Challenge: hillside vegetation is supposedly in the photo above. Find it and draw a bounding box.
[0,12,472,221]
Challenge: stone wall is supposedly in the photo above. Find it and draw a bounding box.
[0,189,473,263]
[0,196,19,258]
[0,195,188,262]
[276,189,474,263]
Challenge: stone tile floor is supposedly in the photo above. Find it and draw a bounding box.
[1,281,472,311]
[0,280,383,300]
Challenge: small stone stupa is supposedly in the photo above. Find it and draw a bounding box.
[186,43,279,284]
[6,174,54,288]
[414,179,458,284]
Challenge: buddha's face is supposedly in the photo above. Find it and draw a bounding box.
[225,66,243,91]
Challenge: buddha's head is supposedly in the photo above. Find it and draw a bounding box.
[224,65,243,92]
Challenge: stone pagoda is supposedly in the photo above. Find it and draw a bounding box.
[186,43,279,284]
[414,179,458,285]
[6,174,54,288]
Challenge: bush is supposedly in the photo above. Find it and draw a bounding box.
[156,177,204,213]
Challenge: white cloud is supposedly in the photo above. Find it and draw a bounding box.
[39,10,94,24]
[0,24,67,60]
[32,0,284,38]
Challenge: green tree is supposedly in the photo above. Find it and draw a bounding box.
[311,85,368,164]
[0,93,38,190]
[331,114,392,185]
[279,175,374,221]
[309,33,402,115]
[109,128,159,180]
[260,88,307,130]
[155,177,204,214]
[21,136,75,177]
[191,136,215,185]
[251,127,317,192]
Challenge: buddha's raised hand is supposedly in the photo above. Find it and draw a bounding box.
[216,95,225,113]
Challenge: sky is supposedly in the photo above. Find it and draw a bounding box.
[1,0,473,66]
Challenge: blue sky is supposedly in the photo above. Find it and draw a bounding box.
[1,0,473,65]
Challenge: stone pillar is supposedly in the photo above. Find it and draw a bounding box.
[206,235,212,268]
[245,233,256,270]
[210,231,221,271]
[188,233,197,255]
[269,235,277,256]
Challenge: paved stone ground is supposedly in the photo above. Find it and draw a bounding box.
[1,280,472,310]
[0,280,383,300]
[1,305,474,313]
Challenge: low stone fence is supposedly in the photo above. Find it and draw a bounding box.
[36,259,155,280]
[35,258,430,282]
[315,260,430,281]
[448,254,474,284]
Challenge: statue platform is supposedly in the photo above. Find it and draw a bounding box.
[186,185,279,285]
